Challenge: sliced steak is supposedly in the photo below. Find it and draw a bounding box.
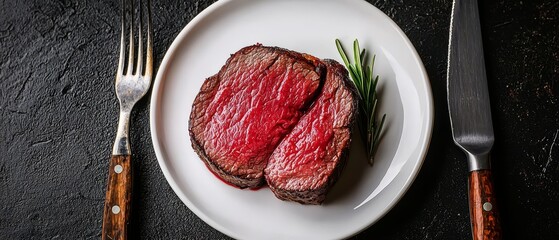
[264,59,358,204]
[189,45,324,189]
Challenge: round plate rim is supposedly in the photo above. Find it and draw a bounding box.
[150,0,434,238]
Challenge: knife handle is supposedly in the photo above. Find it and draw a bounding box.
[468,169,501,240]
[102,155,132,240]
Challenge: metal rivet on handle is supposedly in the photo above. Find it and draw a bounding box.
[483,202,493,211]
[112,205,121,214]
[114,164,123,174]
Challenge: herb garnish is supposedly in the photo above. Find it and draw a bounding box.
[335,39,386,165]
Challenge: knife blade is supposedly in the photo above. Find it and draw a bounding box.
[447,0,502,239]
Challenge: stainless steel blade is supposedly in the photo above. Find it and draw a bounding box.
[447,0,494,171]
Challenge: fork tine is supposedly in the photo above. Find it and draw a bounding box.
[117,0,125,76]
[127,0,134,76]
[144,0,153,77]
[135,0,143,76]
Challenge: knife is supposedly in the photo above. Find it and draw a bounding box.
[447,0,502,239]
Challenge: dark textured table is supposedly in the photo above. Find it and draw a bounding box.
[1,0,558,239]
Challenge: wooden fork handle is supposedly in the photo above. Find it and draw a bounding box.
[468,169,502,240]
[102,155,132,240]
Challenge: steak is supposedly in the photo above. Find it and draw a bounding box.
[189,45,358,204]
[189,45,324,189]
[264,60,358,204]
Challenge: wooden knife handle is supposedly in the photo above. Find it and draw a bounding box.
[102,155,132,240]
[468,169,501,240]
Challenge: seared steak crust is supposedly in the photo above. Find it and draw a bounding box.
[189,45,358,204]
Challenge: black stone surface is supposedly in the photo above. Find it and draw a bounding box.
[1,0,558,239]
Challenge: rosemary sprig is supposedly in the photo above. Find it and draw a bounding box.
[336,39,386,165]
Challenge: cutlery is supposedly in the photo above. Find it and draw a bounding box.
[447,0,502,239]
[102,0,152,239]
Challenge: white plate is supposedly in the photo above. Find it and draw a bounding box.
[150,0,433,239]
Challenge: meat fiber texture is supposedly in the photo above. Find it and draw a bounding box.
[189,45,357,204]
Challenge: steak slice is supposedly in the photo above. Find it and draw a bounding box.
[264,59,358,204]
[189,45,324,189]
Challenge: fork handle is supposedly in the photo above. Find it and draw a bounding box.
[102,155,132,240]
[468,169,501,240]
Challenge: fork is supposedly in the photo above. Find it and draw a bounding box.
[102,0,152,239]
